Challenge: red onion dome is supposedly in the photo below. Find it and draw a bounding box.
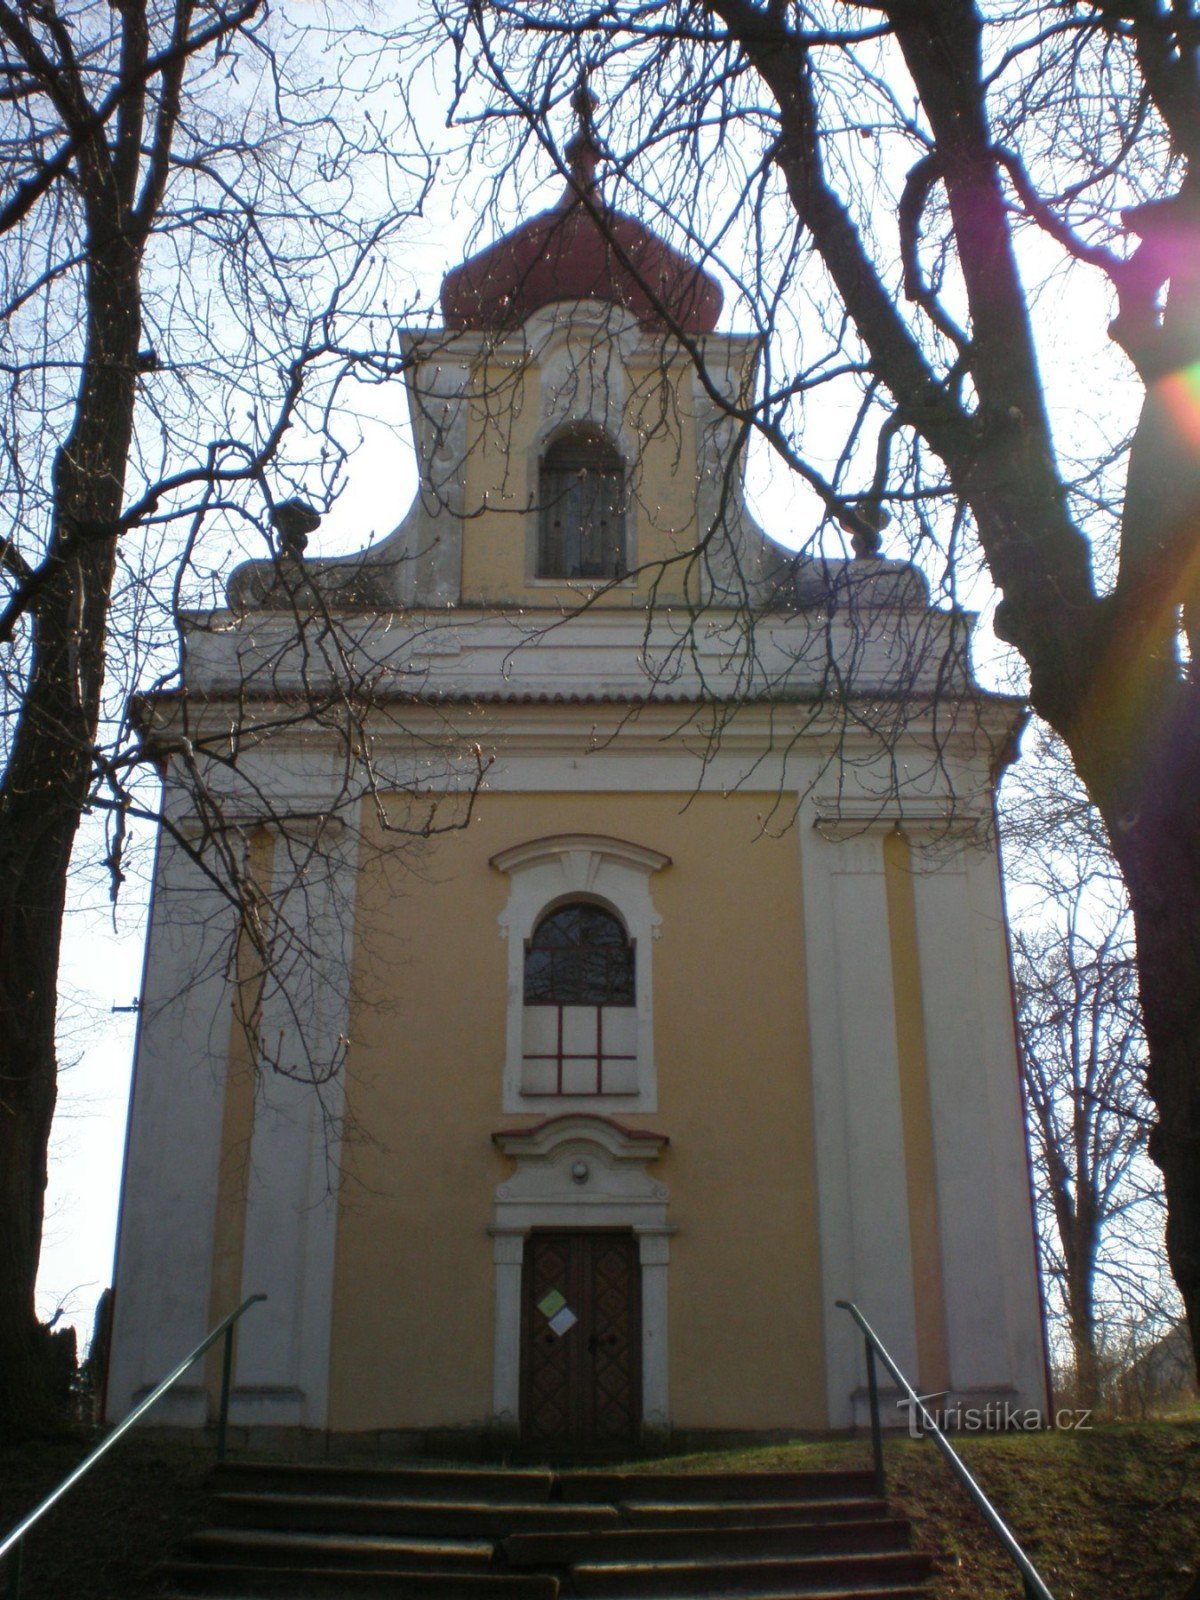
[441,86,722,336]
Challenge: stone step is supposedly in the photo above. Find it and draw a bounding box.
[615,1498,891,1527]
[168,1464,931,1600]
[212,1463,556,1503]
[570,1549,933,1596]
[504,1517,912,1567]
[183,1527,496,1572]
[161,1563,560,1599]
[571,1593,929,1600]
[557,1470,881,1504]
[214,1490,620,1537]
[162,1588,922,1600]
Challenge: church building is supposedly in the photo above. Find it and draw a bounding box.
[106,98,1048,1454]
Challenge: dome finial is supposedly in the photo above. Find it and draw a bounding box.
[441,59,723,335]
[564,69,601,200]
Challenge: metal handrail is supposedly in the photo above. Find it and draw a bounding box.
[0,1292,265,1600]
[836,1299,1055,1600]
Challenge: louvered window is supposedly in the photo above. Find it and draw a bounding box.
[537,428,626,579]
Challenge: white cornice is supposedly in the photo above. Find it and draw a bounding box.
[396,316,762,367]
[178,603,993,711]
[141,691,1021,754]
[813,794,990,838]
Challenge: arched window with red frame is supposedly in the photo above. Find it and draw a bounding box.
[522,902,636,1094]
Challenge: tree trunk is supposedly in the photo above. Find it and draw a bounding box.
[1065,1264,1100,1409]
[0,217,138,1441]
[1120,838,1200,1384]
[1060,1191,1101,1408]
[1065,665,1200,1387]
[0,809,76,1438]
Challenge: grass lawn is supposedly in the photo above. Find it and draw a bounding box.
[627,1418,1200,1599]
[0,1434,212,1599]
[1,1418,1198,1598]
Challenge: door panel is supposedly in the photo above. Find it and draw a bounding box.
[521,1231,641,1451]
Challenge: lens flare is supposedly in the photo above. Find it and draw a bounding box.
[1159,361,1200,452]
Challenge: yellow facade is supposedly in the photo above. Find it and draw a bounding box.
[330,790,826,1433]
[460,349,701,609]
[108,135,1047,1451]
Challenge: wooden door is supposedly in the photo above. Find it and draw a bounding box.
[520,1231,641,1453]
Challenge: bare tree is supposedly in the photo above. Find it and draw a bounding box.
[1004,725,1166,1406]
[425,0,1200,1379]
[0,0,486,1440]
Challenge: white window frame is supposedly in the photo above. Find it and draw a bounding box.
[491,834,670,1114]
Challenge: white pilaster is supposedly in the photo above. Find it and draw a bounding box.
[964,844,1047,1408]
[903,837,1008,1395]
[232,821,359,1428]
[637,1229,672,1437]
[107,829,245,1423]
[898,834,1046,1411]
[490,1230,525,1428]
[800,816,918,1427]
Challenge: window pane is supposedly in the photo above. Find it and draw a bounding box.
[521,1057,559,1095]
[521,1006,559,1057]
[601,1058,638,1094]
[523,946,555,1003]
[562,1057,601,1095]
[524,903,635,1005]
[536,908,578,948]
[561,1006,598,1055]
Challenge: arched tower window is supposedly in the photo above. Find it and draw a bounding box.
[537,427,626,580]
[522,902,636,1094]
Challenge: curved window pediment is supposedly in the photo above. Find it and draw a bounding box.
[537,427,626,580]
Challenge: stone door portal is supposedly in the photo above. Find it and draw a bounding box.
[520,1230,641,1452]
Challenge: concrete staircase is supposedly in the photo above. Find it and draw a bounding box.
[159,1463,933,1599]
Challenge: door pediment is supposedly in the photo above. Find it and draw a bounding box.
[494,1114,668,1207]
